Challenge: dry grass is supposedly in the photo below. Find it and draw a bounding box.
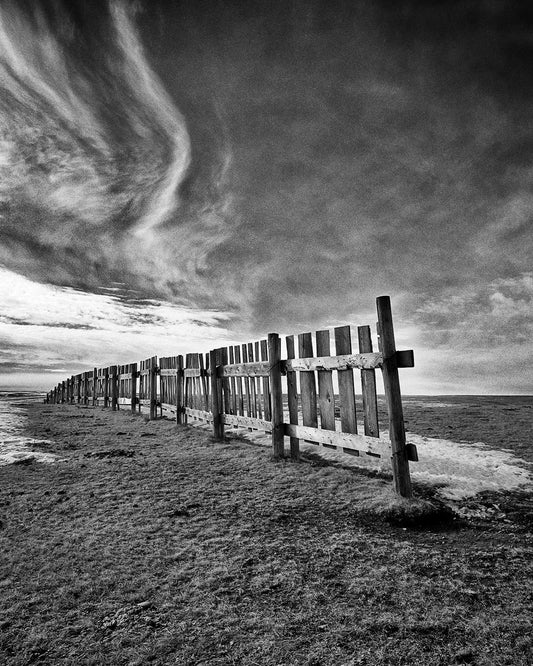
[0,404,531,665]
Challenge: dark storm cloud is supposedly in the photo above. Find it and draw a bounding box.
[135,0,533,334]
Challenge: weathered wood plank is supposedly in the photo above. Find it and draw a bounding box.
[285,335,300,460]
[199,353,209,412]
[130,362,138,413]
[358,325,379,438]
[377,296,413,498]
[92,368,98,407]
[160,368,178,377]
[160,402,178,414]
[260,339,271,422]
[241,343,252,418]
[222,413,272,431]
[254,341,263,418]
[315,330,335,431]
[396,349,415,368]
[229,346,237,415]
[247,343,257,418]
[334,326,358,434]
[176,355,184,424]
[184,407,213,422]
[218,362,271,377]
[220,347,231,416]
[285,352,382,372]
[298,333,318,429]
[234,346,244,415]
[283,423,391,458]
[210,348,224,439]
[268,333,285,458]
[110,365,118,411]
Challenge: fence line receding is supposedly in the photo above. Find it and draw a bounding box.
[45,296,417,497]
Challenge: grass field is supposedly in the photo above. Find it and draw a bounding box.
[0,404,532,665]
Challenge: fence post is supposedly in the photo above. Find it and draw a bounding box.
[376,296,412,499]
[103,368,109,408]
[209,348,224,439]
[176,355,184,424]
[110,365,118,411]
[150,358,158,420]
[92,368,97,407]
[129,363,137,413]
[268,333,285,459]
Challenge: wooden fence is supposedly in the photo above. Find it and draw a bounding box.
[45,296,417,497]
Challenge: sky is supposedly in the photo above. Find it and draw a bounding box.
[0,0,532,394]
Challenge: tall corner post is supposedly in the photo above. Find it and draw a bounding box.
[268,333,285,459]
[376,295,413,499]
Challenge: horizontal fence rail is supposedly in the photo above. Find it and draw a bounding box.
[45,296,417,497]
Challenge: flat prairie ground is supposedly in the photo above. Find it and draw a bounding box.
[0,403,532,665]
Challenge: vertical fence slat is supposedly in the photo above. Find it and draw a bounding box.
[198,353,208,411]
[254,341,263,418]
[247,342,257,418]
[229,346,237,416]
[358,325,379,437]
[234,345,244,416]
[298,333,318,429]
[220,347,230,416]
[376,296,412,498]
[286,335,300,460]
[260,339,271,422]
[242,344,252,424]
[176,355,184,424]
[104,368,110,408]
[184,354,191,417]
[92,368,97,407]
[131,363,138,413]
[110,365,118,411]
[334,326,357,434]
[316,330,336,431]
[150,356,158,420]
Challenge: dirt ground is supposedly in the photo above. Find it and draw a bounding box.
[0,403,531,665]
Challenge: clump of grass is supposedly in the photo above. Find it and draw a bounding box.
[359,494,457,528]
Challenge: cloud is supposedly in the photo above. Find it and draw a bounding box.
[1,0,533,393]
[411,273,533,348]
[0,0,226,304]
[0,267,233,375]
